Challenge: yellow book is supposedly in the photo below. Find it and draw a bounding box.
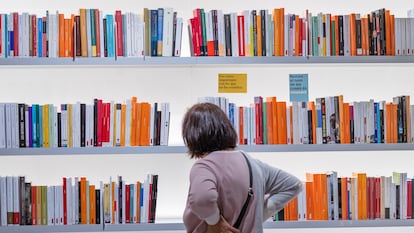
[42,104,49,147]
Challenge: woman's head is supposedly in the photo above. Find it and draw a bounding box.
[182,102,237,159]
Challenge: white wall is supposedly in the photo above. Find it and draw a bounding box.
[1,0,414,232]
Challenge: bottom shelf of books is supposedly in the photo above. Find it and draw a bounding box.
[0,151,414,232]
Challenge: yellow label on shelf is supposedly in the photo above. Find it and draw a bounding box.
[218,73,247,93]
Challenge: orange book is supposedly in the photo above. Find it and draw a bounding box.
[273,8,284,56]
[276,101,287,144]
[239,107,244,145]
[353,172,367,220]
[342,102,350,143]
[89,185,96,224]
[120,104,126,146]
[295,15,300,56]
[361,16,368,56]
[349,13,357,56]
[130,97,137,146]
[140,102,151,146]
[256,14,262,56]
[94,9,101,57]
[285,197,298,221]
[341,177,349,220]
[135,102,142,146]
[58,13,65,57]
[80,177,87,224]
[79,8,88,57]
[265,101,273,144]
[305,176,314,220]
[266,97,278,144]
[64,18,70,57]
[68,14,75,57]
[385,10,392,56]
[307,173,328,220]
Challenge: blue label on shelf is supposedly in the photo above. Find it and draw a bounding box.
[289,73,309,102]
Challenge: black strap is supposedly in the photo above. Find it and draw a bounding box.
[233,151,253,229]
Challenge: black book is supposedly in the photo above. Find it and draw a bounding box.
[57,112,62,147]
[95,189,101,224]
[224,14,232,56]
[80,103,86,147]
[18,104,26,147]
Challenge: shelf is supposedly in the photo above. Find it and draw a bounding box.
[0,144,413,156]
[0,224,103,233]
[1,56,414,66]
[262,219,414,228]
[2,220,413,232]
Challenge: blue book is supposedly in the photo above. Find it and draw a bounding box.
[106,14,114,57]
[150,10,158,56]
[38,105,43,147]
[31,104,39,147]
[38,18,43,57]
[157,8,163,56]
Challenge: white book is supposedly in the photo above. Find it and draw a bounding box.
[0,104,5,148]
[12,176,19,225]
[74,177,79,224]
[160,102,170,146]
[6,176,12,225]
[286,106,291,144]
[326,13,331,56]
[125,99,131,147]
[53,106,58,148]
[115,104,121,146]
[174,17,183,57]
[343,14,350,56]
[230,12,238,56]
[0,177,7,226]
[122,181,126,224]
[284,14,289,56]
[66,177,72,225]
[136,14,145,57]
[162,8,174,56]
[48,186,55,225]
[217,10,225,56]
[149,105,155,146]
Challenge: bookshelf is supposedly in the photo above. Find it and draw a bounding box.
[1,0,414,232]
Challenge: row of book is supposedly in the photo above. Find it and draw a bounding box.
[0,175,158,226]
[189,8,414,57]
[199,94,413,145]
[275,171,413,221]
[2,8,414,58]
[0,8,184,58]
[0,98,171,149]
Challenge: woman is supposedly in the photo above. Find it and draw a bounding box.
[182,102,303,233]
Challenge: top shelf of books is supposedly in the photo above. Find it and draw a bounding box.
[1,56,414,66]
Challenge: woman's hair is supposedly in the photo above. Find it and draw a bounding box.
[182,102,237,159]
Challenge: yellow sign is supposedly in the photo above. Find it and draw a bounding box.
[218,73,247,93]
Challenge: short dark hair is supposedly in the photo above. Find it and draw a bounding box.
[182,102,237,159]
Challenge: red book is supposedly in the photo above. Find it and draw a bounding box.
[254,96,263,144]
[115,10,123,56]
[13,12,19,56]
[408,180,413,219]
[190,18,201,56]
[42,17,47,57]
[237,15,245,56]
[31,185,37,225]
[31,15,37,56]
[63,177,67,224]
[125,185,130,223]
